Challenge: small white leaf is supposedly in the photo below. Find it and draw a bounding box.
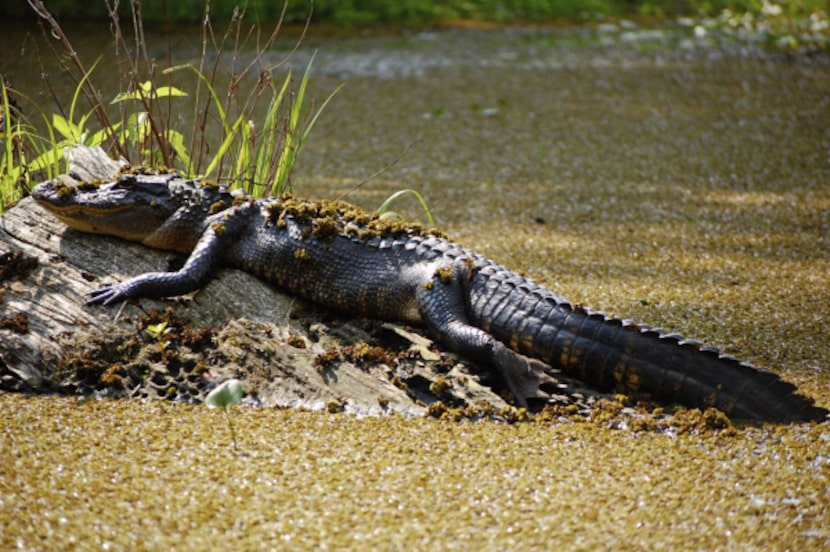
[205,379,243,409]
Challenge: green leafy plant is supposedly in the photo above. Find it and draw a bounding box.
[154,2,339,196]
[267,54,344,196]
[50,60,121,149]
[144,321,172,352]
[162,51,342,197]
[0,78,28,209]
[0,77,63,209]
[111,80,188,167]
[205,378,244,451]
[17,0,335,202]
[27,1,126,159]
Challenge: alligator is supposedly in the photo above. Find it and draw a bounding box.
[31,172,828,423]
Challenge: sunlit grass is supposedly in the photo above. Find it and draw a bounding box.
[165,53,343,196]
[0,1,339,211]
[0,77,63,209]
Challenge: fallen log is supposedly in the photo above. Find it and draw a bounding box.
[0,147,526,416]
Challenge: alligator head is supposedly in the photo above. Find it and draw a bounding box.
[32,173,235,253]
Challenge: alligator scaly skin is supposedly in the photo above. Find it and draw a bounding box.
[31,173,828,422]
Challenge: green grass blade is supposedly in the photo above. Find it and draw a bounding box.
[376,189,436,227]
[202,115,245,179]
[234,119,253,192]
[67,57,102,142]
[272,54,343,195]
[302,81,344,144]
[163,64,232,140]
[255,73,291,195]
[1,79,15,208]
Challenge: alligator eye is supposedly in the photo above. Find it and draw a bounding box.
[115,174,139,189]
[111,176,171,197]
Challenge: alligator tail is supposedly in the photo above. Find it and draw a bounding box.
[471,274,827,422]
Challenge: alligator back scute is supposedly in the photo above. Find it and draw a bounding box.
[574,312,621,389]
[573,313,827,422]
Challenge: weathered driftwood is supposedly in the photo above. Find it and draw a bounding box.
[0,146,527,416]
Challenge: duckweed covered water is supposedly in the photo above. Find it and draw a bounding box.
[2,24,829,548]
[2,393,829,550]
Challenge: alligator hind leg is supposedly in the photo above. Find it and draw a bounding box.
[416,274,554,406]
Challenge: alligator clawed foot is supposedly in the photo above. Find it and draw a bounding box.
[86,286,112,306]
[86,283,129,306]
[493,345,556,407]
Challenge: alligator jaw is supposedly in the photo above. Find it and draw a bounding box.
[48,205,155,242]
[32,178,179,243]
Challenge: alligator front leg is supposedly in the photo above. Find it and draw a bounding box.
[416,269,554,406]
[87,224,226,306]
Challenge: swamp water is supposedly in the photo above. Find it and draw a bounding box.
[1,21,829,549]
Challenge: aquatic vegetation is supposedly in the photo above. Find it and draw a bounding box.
[375,188,437,226]
[205,378,244,451]
[694,1,830,49]
[144,321,172,352]
[0,77,62,209]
